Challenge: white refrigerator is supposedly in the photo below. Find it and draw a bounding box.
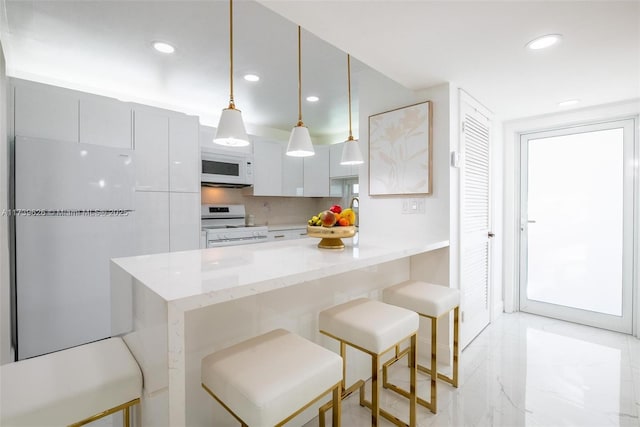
[14,137,135,360]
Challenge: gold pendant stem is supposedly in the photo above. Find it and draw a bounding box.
[297,26,303,124]
[228,0,235,108]
[347,54,353,139]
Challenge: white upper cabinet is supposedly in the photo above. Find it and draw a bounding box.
[252,140,283,196]
[133,108,169,191]
[303,145,330,197]
[282,154,304,197]
[79,96,132,149]
[169,115,199,193]
[14,80,79,143]
[329,142,357,178]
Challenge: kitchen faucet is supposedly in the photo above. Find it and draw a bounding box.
[349,197,359,227]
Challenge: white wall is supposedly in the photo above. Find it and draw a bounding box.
[0,41,11,363]
[358,69,451,248]
[502,100,640,337]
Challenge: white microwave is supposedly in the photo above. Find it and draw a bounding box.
[201,149,254,188]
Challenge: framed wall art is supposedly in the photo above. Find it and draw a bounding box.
[368,100,432,196]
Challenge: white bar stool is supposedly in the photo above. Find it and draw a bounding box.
[382,280,460,414]
[318,298,419,427]
[201,329,343,427]
[0,337,142,427]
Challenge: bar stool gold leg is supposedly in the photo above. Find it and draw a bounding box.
[409,334,417,427]
[123,407,130,427]
[371,354,379,426]
[430,316,438,413]
[332,383,341,426]
[453,307,459,388]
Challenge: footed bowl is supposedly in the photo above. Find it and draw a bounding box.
[307,225,356,249]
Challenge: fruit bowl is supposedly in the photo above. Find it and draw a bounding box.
[307,225,356,249]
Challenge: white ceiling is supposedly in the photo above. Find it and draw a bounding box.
[1,0,638,142]
[259,0,640,120]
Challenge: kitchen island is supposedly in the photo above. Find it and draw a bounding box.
[111,236,450,426]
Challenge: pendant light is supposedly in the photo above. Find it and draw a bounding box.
[214,0,249,147]
[286,26,315,157]
[340,54,364,165]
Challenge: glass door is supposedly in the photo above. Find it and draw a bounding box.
[519,119,635,333]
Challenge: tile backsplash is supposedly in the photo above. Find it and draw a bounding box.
[201,187,342,226]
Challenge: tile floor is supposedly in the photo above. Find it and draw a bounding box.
[304,312,640,426]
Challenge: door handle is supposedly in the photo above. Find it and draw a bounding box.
[527,220,537,223]
[488,232,495,238]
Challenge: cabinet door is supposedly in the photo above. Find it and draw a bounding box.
[169,115,199,192]
[253,140,283,196]
[134,191,169,255]
[329,143,356,178]
[134,109,169,191]
[169,192,200,252]
[304,145,330,197]
[282,155,304,197]
[79,96,132,149]
[14,80,79,142]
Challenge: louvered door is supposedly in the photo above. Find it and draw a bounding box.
[459,98,492,348]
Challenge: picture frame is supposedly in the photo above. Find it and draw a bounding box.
[368,100,433,196]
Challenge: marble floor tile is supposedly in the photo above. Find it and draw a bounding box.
[304,312,640,426]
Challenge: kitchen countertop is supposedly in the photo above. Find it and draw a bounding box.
[112,237,449,311]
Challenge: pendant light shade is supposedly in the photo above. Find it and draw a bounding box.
[286,26,314,157]
[341,136,364,165]
[214,0,249,147]
[215,107,249,147]
[287,124,314,157]
[340,54,364,165]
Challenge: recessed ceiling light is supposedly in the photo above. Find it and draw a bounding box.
[526,34,562,50]
[306,96,319,102]
[557,99,580,107]
[244,74,260,82]
[152,41,175,54]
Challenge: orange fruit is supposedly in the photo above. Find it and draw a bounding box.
[338,218,349,226]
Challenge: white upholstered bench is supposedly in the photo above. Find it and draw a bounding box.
[1,337,142,427]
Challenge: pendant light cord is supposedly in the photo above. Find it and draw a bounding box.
[297,26,303,126]
[228,0,235,109]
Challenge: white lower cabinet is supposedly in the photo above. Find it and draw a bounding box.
[268,228,308,241]
[169,192,200,251]
[134,191,170,255]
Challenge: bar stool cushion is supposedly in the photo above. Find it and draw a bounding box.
[383,280,460,318]
[201,329,342,427]
[0,337,142,426]
[319,298,419,354]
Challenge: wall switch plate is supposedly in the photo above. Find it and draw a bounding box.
[401,198,425,214]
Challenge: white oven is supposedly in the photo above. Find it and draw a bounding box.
[201,204,268,248]
[201,149,253,188]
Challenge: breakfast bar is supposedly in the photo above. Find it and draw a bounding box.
[110,236,450,426]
